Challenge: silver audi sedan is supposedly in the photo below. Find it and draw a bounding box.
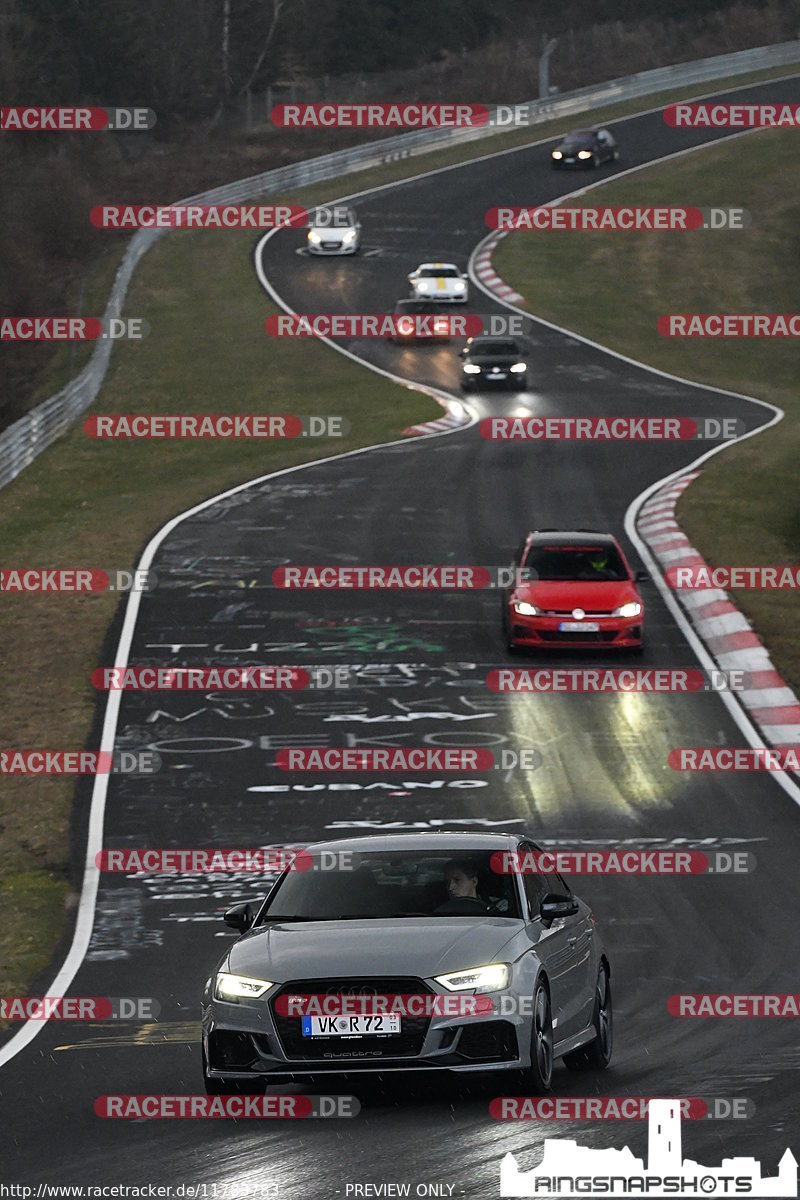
[201,832,612,1093]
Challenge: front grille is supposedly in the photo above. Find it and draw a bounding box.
[538,630,619,643]
[539,610,613,618]
[457,1021,518,1062]
[272,977,433,1061]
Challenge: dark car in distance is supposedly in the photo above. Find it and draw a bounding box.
[551,128,618,168]
[459,336,528,391]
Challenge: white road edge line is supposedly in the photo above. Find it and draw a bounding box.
[2,70,798,1069]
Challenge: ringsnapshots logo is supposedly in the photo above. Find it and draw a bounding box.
[499,1098,797,1197]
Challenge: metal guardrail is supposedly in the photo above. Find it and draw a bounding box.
[2,38,799,493]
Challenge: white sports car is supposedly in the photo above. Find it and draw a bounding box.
[306,205,361,255]
[408,262,469,303]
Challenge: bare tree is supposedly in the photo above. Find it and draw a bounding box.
[236,0,292,97]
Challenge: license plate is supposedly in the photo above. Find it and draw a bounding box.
[559,621,600,632]
[301,1014,401,1038]
[489,372,507,379]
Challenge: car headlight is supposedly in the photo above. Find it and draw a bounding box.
[415,280,431,292]
[435,963,510,992]
[453,280,466,292]
[551,150,563,159]
[509,362,527,373]
[342,229,357,243]
[577,150,592,160]
[462,363,481,374]
[307,230,322,244]
[214,973,273,1001]
[614,601,642,618]
[513,601,538,616]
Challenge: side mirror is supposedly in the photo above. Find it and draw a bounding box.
[540,894,579,928]
[635,570,648,583]
[224,902,254,933]
[407,273,416,282]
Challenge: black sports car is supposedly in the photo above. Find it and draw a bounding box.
[459,336,528,391]
[551,127,618,168]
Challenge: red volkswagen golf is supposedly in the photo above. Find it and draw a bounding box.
[503,531,646,653]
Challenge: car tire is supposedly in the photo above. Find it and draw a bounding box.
[519,979,554,1093]
[612,149,620,162]
[592,153,601,168]
[630,642,644,657]
[563,965,612,1071]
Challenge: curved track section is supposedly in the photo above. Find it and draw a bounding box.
[1,76,799,1195]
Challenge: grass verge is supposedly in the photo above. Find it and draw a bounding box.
[492,125,800,687]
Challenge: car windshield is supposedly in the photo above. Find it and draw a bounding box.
[523,544,628,581]
[470,340,519,355]
[259,849,523,921]
[418,266,459,278]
